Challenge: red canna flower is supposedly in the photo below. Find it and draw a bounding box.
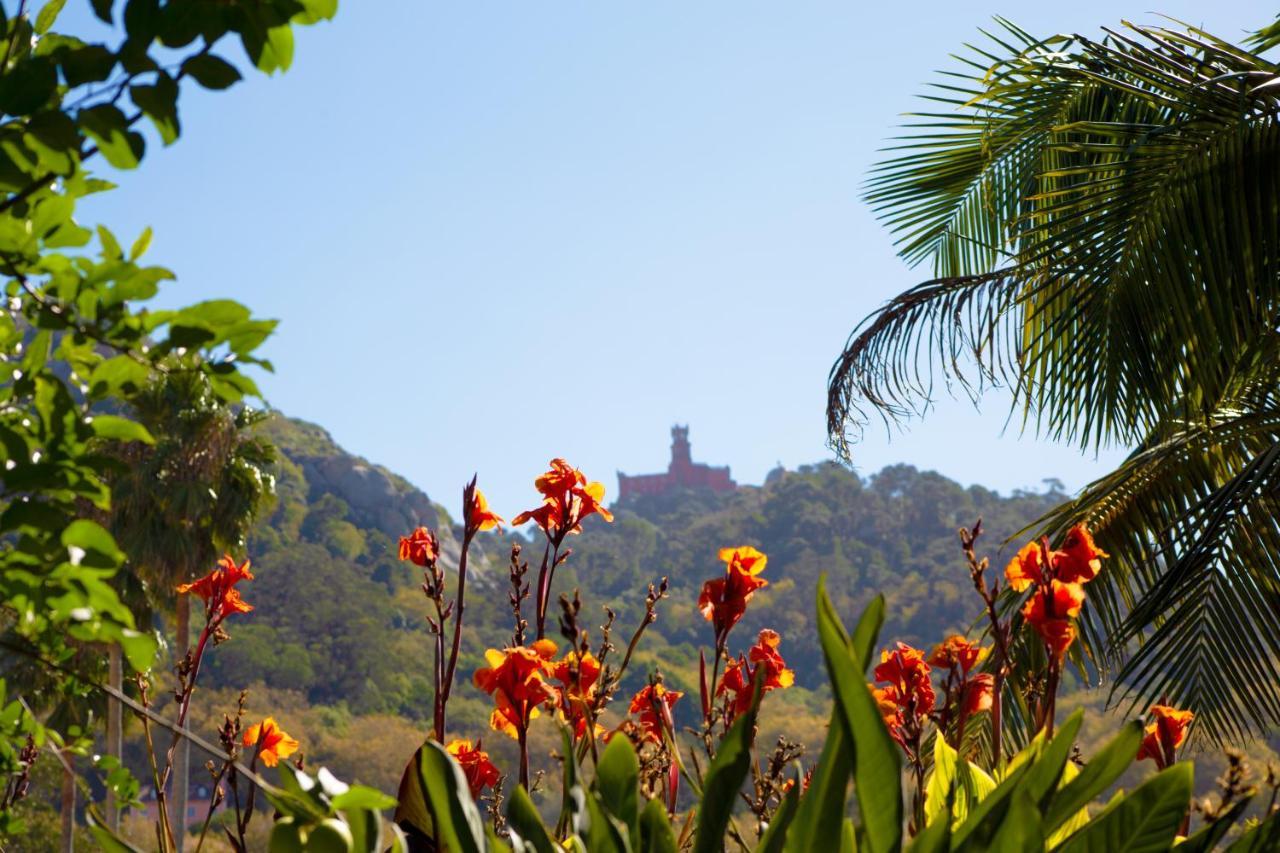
[629,682,683,744]
[871,683,907,747]
[513,459,613,537]
[717,630,795,718]
[1055,524,1109,585]
[446,739,502,798]
[1022,580,1086,623]
[873,643,936,712]
[473,640,560,739]
[928,635,985,675]
[699,546,769,641]
[398,527,439,567]
[468,489,505,533]
[243,717,299,768]
[1136,705,1195,769]
[176,555,255,622]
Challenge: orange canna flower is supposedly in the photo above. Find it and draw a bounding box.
[629,682,683,744]
[928,635,986,675]
[1055,524,1109,585]
[176,555,254,622]
[468,489,505,533]
[871,684,907,747]
[699,546,770,640]
[1005,541,1047,592]
[473,641,560,739]
[872,642,936,747]
[962,673,995,717]
[399,527,439,567]
[551,649,604,740]
[718,630,795,718]
[446,739,502,798]
[514,459,613,537]
[1022,580,1086,624]
[1136,705,1195,769]
[243,717,299,768]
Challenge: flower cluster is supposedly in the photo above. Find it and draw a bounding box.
[871,642,935,747]
[718,630,795,720]
[176,554,254,623]
[472,640,561,740]
[1006,524,1108,660]
[446,739,501,798]
[699,546,769,643]
[512,458,612,537]
[550,648,604,740]
[929,635,994,721]
[627,681,684,744]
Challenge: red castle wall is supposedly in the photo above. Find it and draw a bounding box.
[617,426,735,501]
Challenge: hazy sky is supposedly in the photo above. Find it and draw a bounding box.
[74,1,1269,516]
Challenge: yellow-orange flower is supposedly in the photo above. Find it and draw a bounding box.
[928,635,985,675]
[473,641,559,739]
[446,739,501,797]
[699,546,769,640]
[468,489,505,533]
[1136,705,1195,769]
[628,682,683,744]
[398,527,439,567]
[243,717,299,768]
[513,459,613,537]
[551,649,604,740]
[1005,541,1047,592]
[176,555,254,621]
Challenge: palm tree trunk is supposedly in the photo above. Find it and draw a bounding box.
[60,750,75,852]
[106,644,122,831]
[172,594,191,852]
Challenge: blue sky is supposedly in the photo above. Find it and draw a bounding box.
[75,0,1269,517]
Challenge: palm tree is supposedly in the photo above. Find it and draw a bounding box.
[104,361,276,846]
[827,17,1280,743]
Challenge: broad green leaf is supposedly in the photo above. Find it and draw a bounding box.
[35,0,68,35]
[508,786,556,853]
[79,104,144,169]
[1044,720,1142,833]
[1044,761,1089,848]
[61,519,123,567]
[129,226,152,260]
[1177,797,1250,853]
[392,740,484,853]
[950,760,1033,850]
[817,578,902,853]
[595,734,640,846]
[1023,710,1083,810]
[907,805,951,853]
[331,786,396,812]
[181,53,242,89]
[1055,762,1193,853]
[925,734,996,829]
[785,595,882,853]
[578,787,630,853]
[693,692,759,853]
[90,414,154,444]
[987,789,1043,852]
[639,798,678,853]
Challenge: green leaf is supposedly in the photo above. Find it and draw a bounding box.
[129,226,152,260]
[1044,721,1142,833]
[693,695,758,853]
[330,785,397,812]
[1225,805,1280,851]
[907,806,950,853]
[91,0,113,23]
[0,57,57,115]
[949,760,1033,850]
[59,43,116,86]
[594,734,640,846]
[987,788,1043,852]
[1055,762,1193,853]
[507,786,556,853]
[79,105,144,169]
[129,73,180,145]
[925,734,996,829]
[639,798,678,853]
[1177,797,1251,853]
[1022,710,1083,810]
[392,741,485,853]
[180,53,242,89]
[576,787,630,853]
[294,0,338,25]
[90,414,154,445]
[817,578,902,853]
[35,0,68,35]
[784,716,851,853]
[61,519,124,567]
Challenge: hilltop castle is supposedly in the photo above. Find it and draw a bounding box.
[617,426,735,501]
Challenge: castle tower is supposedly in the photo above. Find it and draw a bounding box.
[670,424,692,471]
